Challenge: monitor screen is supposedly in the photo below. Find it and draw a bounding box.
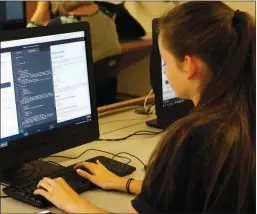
[0,31,92,148]
[161,59,176,102]
[0,2,25,24]
[161,59,185,107]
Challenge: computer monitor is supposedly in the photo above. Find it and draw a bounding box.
[0,1,26,30]
[0,22,99,186]
[147,18,194,129]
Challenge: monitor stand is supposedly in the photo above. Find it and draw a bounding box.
[0,160,63,187]
[146,119,166,129]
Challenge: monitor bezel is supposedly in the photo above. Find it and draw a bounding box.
[0,1,26,30]
[0,22,99,170]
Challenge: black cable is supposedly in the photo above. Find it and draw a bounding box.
[48,149,131,163]
[38,154,132,181]
[1,129,158,186]
[35,150,134,181]
[13,130,160,181]
[112,152,146,169]
[123,159,132,167]
[98,130,163,141]
[48,149,142,170]
[134,130,163,134]
[46,131,160,170]
[0,195,9,198]
[37,161,66,179]
[99,118,148,125]
[100,121,149,136]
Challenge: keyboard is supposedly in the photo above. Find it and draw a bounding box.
[3,156,136,208]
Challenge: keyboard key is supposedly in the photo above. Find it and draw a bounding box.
[3,156,136,208]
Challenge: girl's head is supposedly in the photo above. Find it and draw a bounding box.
[51,1,93,16]
[145,2,255,213]
[158,2,255,107]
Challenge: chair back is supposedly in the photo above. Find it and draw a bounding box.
[93,54,121,106]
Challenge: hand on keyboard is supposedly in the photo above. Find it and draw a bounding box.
[3,156,136,209]
[34,177,86,213]
[75,160,128,192]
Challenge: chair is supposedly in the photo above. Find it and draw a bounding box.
[94,54,121,107]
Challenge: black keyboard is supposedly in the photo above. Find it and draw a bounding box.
[3,156,136,208]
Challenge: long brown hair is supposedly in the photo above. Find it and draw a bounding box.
[144,2,255,213]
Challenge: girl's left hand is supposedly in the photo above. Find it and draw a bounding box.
[34,177,87,213]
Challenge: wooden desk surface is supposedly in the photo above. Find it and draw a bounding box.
[97,95,154,114]
[1,107,162,213]
[120,39,152,54]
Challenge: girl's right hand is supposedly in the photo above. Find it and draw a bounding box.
[74,160,128,192]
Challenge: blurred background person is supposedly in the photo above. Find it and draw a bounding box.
[27,1,121,62]
[96,1,180,40]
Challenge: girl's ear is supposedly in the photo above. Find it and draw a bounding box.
[184,55,205,80]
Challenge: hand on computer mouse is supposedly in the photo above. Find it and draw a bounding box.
[74,160,128,192]
[33,177,87,213]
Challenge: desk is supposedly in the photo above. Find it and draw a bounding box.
[1,106,163,213]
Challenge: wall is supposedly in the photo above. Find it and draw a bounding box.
[117,56,151,97]
[224,1,255,17]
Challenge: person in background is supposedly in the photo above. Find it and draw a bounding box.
[116,1,180,39]
[33,2,255,213]
[96,1,180,40]
[27,1,121,62]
